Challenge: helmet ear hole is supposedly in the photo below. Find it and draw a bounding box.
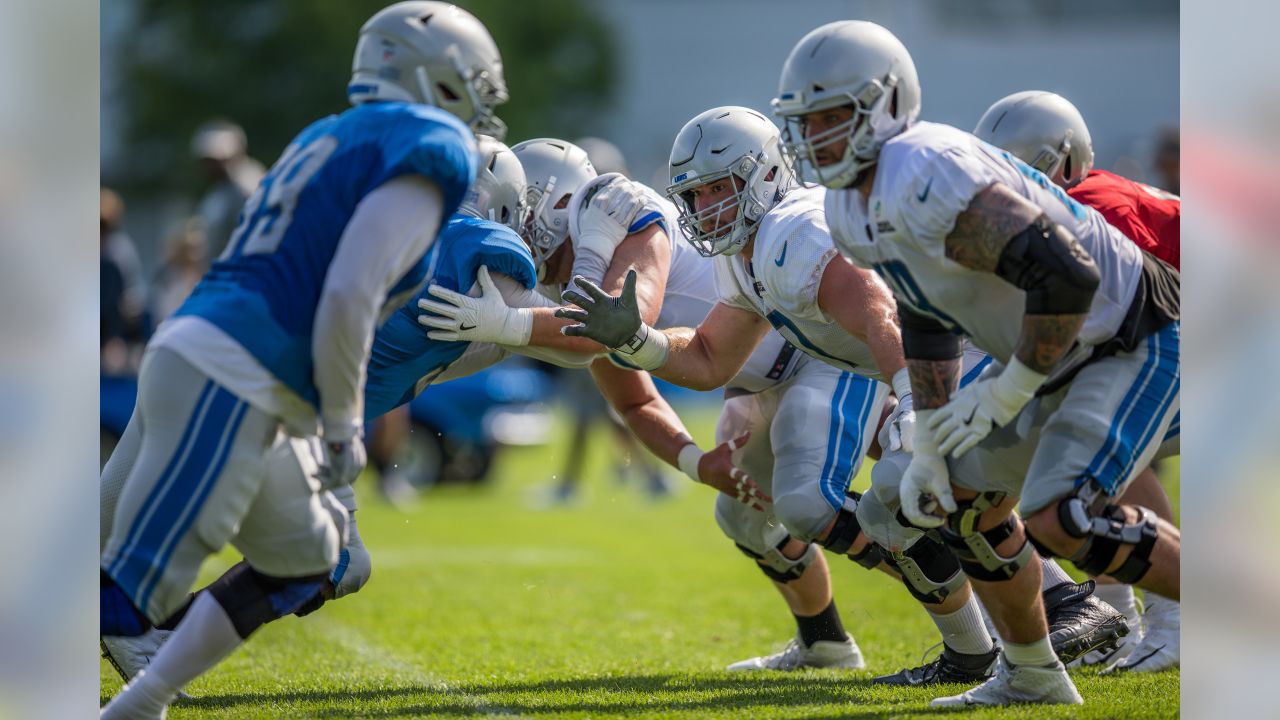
[436,83,460,102]
[1063,155,1074,182]
[889,86,899,117]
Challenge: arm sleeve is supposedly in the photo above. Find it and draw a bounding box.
[312,175,444,436]
[489,271,599,369]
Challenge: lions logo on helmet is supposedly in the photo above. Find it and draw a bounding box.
[667,106,793,257]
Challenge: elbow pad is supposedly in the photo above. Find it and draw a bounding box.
[898,301,962,361]
[995,214,1101,315]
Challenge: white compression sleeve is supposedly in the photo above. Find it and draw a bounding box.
[311,176,443,436]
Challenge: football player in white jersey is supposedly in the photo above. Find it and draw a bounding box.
[773,21,1179,707]
[555,107,1126,684]
[418,138,767,513]
[974,91,1181,673]
[423,138,897,669]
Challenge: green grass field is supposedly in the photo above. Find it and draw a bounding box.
[101,406,1179,719]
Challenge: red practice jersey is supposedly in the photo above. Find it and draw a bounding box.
[1068,169,1180,269]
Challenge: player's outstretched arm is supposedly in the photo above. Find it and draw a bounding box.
[314,175,444,486]
[925,182,1101,458]
[590,357,769,511]
[557,271,769,391]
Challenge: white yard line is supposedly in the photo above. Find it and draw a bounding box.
[314,617,529,718]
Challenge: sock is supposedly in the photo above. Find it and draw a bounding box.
[1142,591,1179,631]
[1003,637,1058,668]
[928,594,996,656]
[141,592,244,692]
[101,571,151,637]
[100,667,177,719]
[1093,583,1141,631]
[795,599,848,646]
[1039,558,1074,589]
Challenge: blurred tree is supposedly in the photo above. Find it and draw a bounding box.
[111,0,617,192]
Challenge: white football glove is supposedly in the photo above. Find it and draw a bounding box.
[878,368,916,453]
[574,178,651,259]
[315,420,366,490]
[899,409,956,529]
[416,266,533,346]
[928,358,1047,458]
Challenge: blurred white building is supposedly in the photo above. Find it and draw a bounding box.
[590,0,1177,190]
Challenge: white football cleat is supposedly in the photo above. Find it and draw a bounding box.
[1112,600,1179,673]
[930,656,1082,708]
[1077,627,1140,669]
[101,629,173,683]
[726,635,865,671]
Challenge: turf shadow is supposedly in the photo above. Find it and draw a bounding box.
[171,672,963,717]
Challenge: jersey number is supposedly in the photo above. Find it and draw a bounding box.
[222,134,339,259]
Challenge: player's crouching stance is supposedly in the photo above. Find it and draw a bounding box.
[773,21,1179,707]
[558,106,1124,684]
[975,90,1181,673]
[99,3,504,717]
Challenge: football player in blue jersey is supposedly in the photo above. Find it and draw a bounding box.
[99,4,506,716]
[101,138,757,686]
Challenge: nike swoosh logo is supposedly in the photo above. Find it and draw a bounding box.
[917,177,934,202]
[774,242,788,267]
[963,406,978,424]
[459,323,477,332]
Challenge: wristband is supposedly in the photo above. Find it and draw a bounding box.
[890,367,913,399]
[320,415,361,443]
[617,323,670,371]
[677,442,704,482]
[508,307,534,346]
[993,357,1048,404]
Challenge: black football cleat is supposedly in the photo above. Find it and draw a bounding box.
[872,643,1000,686]
[1044,579,1130,665]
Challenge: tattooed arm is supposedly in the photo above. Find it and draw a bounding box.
[897,301,962,409]
[943,183,1099,374]
[926,182,1101,458]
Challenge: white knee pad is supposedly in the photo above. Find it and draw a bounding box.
[771,486,838,544]
[714,492,783,550]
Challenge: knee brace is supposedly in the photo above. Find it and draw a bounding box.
[818,490,864,555]
[938,492,1035,582]
[885,533,966,604]
[735,539,820,584]
[207,561,328,638]
[847,542,882,570]
[1030,487,1160,583]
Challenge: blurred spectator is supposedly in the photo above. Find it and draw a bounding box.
[99,188,147,335]
[150,218,208,322]
[192,119,265,261]
[576,136,630,177]
[100,188,146,374]
[1154,126,1180,194]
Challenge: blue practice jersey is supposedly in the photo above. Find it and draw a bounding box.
[363,215,538,420]
[174,101,478,408]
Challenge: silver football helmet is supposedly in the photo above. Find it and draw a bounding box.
[974,91,1094,189]
[348,2,509,138]
[772,21,920,188]
[510,139,597,268]
[459,136,527,232]
[667,106,793,257]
